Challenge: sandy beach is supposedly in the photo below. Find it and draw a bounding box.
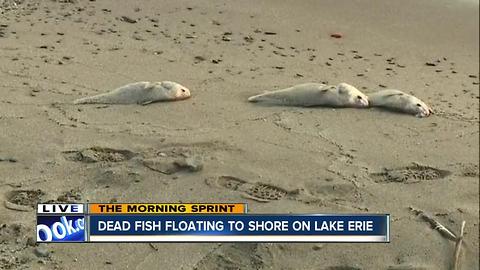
[0,0,478,269]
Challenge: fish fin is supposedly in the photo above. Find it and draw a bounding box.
[385,93,404,97]
[248,95,259,102]
[144,83,156,91]
[141,100,154,105]
[319,85,334,94]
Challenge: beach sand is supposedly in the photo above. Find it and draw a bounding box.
[0,0,478,269]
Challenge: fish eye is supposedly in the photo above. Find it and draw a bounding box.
[181,89,186,93]
[357,95,362,99]
[416,103,421,107]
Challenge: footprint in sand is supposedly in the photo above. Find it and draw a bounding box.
[62,146,137,163]
[194,243,271,270]
[459,163,479,177]
[55,188,82,203]
[303,181,360,203]
[207,175,344,206]
[207,175,367,210]
[88,166,142,189]
[370,163,451,184]
[4,189,45,211]
[207,175,289,202]
[143,156,203,175]
[207,175,366,210]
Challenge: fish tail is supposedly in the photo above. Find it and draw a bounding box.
[73,94,107,104]
[247,95,259,102]
[247,93,266,102]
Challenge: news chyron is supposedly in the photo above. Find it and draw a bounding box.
[37,203,390,243]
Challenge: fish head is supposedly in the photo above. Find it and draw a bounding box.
[337,83,369,107]
[411,99,433,118]
[160,81,191,100]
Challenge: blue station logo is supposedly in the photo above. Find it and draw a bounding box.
[37,215,85,242]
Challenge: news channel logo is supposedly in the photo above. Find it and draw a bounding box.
[36,215,85,242]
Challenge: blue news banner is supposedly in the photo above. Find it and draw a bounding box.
[36,204,389,243]
[89,214,389,242]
